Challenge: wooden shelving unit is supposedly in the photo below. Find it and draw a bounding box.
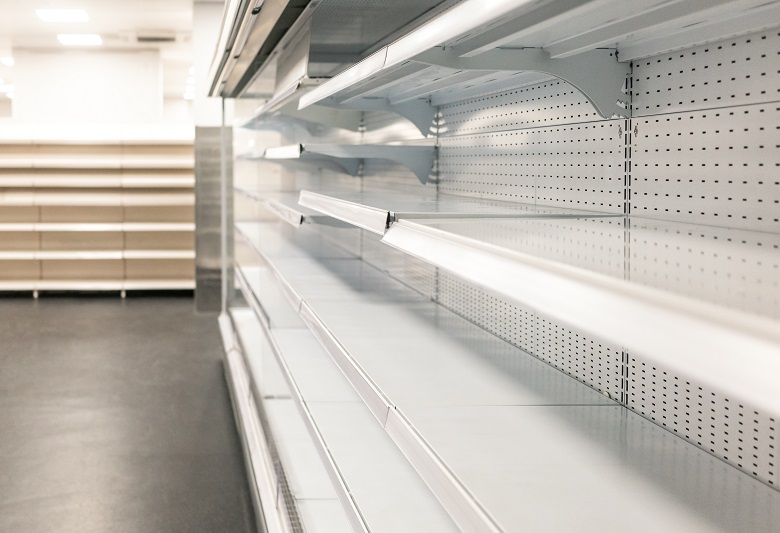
[0,140,195,294]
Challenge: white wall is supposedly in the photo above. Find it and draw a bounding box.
[12,49,163,123]
[193,2,228,126]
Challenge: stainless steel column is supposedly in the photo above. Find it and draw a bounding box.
[195,126,233,311]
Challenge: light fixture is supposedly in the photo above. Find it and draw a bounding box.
[57,34,102,46]
[0,57,13,67]
[36,9,89,23]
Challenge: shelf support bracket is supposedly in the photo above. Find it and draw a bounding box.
[337,98,437,137]
[413,47,630,119]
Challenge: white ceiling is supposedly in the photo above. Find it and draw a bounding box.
[0,0,203,97]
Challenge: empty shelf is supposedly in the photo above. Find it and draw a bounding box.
[230,270,459,532]
[300,0,775,118]
[298,189,618,235]
[0,192,194,207]
[235,189,314,227]
[260,144,436,184]
[381,216,780,416]
[235,220,780,532]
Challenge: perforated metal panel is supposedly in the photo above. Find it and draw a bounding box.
[627,355,778,487]
[632,103,780,232]
[632,29,780,116]
[438,80,601,136]
[438,121,624,212]
[629,219,780,319]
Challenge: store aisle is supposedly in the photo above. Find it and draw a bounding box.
[0,297,255,533]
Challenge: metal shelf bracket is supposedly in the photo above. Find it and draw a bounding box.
[414,47,631,118]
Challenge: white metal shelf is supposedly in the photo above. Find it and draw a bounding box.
[380,216,780,416]
[231,267,459,533]
[252,144,436,184]
[298,189,618,235]
[234,220,780,531]
[300,0,779,119]
[235,189,314,228]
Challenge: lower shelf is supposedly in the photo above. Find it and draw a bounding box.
[234,220,780,532]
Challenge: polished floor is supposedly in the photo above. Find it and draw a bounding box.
[0,296,255,533]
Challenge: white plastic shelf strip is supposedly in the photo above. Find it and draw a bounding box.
[237,220,780,531]
[380,217,780,418]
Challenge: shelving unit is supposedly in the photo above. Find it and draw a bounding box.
[0,140,195,294]
[231,221,780,532]
[214,0,780,531]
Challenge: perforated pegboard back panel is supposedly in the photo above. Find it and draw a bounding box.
[632,29,780,117]
[438,121,624,213]
[438,80,602,136]
[627,354,777,487]
[632,103,780,233]
[629,218,780,319]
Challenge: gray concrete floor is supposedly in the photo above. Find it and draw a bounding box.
[0,296,255,533]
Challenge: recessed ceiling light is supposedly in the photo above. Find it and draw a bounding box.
[37,9,89,23]
[57,34,102,46]
[0,57,13,67]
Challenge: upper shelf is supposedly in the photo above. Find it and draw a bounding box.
[300,0,780,118]
[298,189,617,235]
[251,143,436,184]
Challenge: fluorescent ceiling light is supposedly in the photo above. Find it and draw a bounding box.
[57,34,102,46]
[37,9,89,22]
[0,57,13,67]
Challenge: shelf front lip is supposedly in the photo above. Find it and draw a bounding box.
[298,191,390,235]
[381,219,780,416]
